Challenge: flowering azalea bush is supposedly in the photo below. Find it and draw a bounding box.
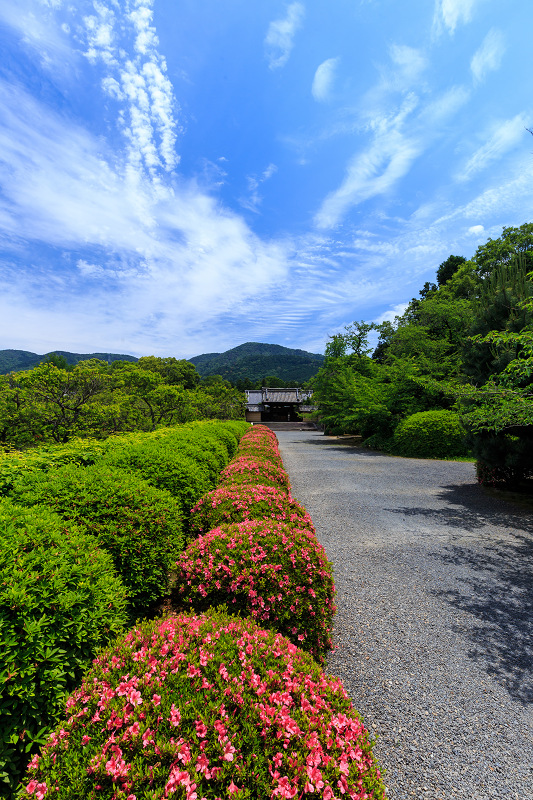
[19,610,385,800]
[232,427,285,468]
[189,484,314,536]
[218,456,291,492]
[172,520,335,659]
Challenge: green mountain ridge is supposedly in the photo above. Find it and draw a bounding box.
[0,349,138,374]
[188,342,324,384]
[0,342,324,384]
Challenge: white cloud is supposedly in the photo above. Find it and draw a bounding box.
[0,80,291,356]
[468,225,485,235]
[240,164,278,213]
[470,28,505,84]
[374,303,409,323]
[457,114,528,181]
[389,45,427,84]
[312,58,339,102]
[82,0,179,175]
[433,0,478,35]
[265,2,305,70]
[314,131,421,229]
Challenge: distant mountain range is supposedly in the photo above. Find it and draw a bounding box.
[0,342,324,383]
[0,349,137,374]
[189,342,324,384]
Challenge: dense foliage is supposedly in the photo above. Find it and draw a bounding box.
[173,519,335,659]
[0,356,246,447]
[18,609,384,800]
[8,465,185,615]
[311,223,533,485]
[0,500,128,795]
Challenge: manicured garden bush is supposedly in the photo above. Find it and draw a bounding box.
[392,409,468,459]
[173,519,335,659]
[0,500,128,795]
[100,443,213,517]
[9,464,185,615]
[218,455,291,492]
[189,484,314,536]
[18,609,385,800]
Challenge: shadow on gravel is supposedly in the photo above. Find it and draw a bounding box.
[389,483,533,704]
[389,482,533,534]
[432,537,533,705]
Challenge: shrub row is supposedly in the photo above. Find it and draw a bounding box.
[177,424,336,660]
[0,500,129,796]
[15,424,385,800]
[19,610,385,800]
[1,421,248,796]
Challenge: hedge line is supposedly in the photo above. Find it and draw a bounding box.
[1,421,248,796]
[11,424,385,800]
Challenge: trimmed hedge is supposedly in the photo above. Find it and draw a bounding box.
[173,519,335,659]
[9,464,185,615]
[18,610,385,800]
[0,500,128,795]
[100,443,213,518]
[218,455,291,492]
[189,483,315,536]
[392,409,467,459]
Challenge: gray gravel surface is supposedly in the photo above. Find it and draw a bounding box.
[276,430,533,800]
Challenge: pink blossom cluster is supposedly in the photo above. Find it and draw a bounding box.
[218,456,291,492]
[189,483,314,536]
[23,611,385,800]
[173,519,336,659]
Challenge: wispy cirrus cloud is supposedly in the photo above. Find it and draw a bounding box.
[314,130,421,229]
[264,2,305,70]
[457,113,528,181]
[470,28,506,84]
[240,163,278,213]
[433,0,479,35]
[312,58,340,101]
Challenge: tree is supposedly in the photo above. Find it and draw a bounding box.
[16,360,113,443]
[436,255,466,286]
[136,356,200,388]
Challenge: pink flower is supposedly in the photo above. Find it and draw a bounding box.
[195,719,208,738]
[152,694,161,705]
[228,781,240,794]
[169,704,181,727]
[223,740,236,761]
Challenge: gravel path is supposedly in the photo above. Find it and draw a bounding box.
[276,430,533,800]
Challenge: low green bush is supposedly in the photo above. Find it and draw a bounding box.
[0,500,128,795]
[189,483,314,536]
[9,464,185,615]
[392,409,468,459]
[100,443,213,516]
[173,519,335,660]
[218,455,291,492]
[18,609,385,800]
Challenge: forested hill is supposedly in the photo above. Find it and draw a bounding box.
[189,342,324,384]
[0,349,138,374]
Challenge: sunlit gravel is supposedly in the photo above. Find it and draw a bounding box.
[276,430,533,800]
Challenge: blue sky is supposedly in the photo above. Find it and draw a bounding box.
[0,0,532,359]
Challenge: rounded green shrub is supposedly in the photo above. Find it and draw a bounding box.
[18,610,385,800]
[189,484,314,536]
[9,464,185,614]
[218,455,291,492]
[392,409,467,459]
[173,520,335,659]
[100,443,213,516]
[0,499,128,795]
